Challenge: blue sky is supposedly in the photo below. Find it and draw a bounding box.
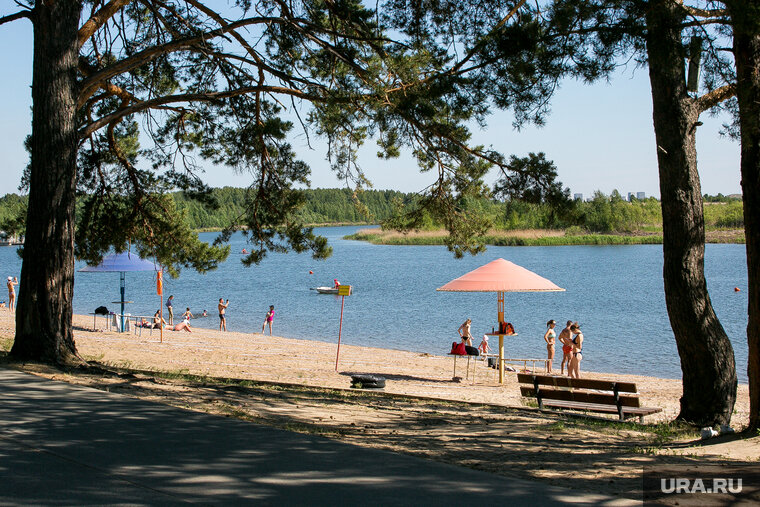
[0,10,742,199]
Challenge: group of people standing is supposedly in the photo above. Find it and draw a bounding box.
[459,317,584,378]
[162,295,275,335]
[544,320,583,378]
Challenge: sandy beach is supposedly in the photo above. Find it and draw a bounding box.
[0,309,751,426]
[56,312,750,425]
[1,310,756,499]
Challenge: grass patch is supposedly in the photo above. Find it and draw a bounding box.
[0,336,13,352]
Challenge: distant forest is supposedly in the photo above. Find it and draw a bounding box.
[0,188,745,237]
[171,187,411,229]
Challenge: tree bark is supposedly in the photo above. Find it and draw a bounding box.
[645,0,737,426]
[728,0,760,432]
[10,1,83,364]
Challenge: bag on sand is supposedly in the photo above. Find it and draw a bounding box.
[450,342,467,355]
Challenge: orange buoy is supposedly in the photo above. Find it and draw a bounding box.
[735,287,741,292]
[309,271,314,274]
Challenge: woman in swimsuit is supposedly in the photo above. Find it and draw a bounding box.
[568,323,583,379]
[262,305,275,335]
[152,309,167,329]
[458,318,473,347]
[543,320,556,373]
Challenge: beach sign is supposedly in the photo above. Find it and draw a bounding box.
[335,285,352,370]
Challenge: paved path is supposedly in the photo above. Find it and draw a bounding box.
[0,368,635,505]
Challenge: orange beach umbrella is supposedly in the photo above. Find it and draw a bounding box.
[437,258,564,382]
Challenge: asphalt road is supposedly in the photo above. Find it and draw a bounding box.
[0,368,634,506]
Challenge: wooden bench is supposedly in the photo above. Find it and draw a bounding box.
[517,373,662,422]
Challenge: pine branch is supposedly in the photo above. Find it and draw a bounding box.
[696,83,735,113]
[78,85,329,138]
[78,0,132,48]
[0,9,32,26]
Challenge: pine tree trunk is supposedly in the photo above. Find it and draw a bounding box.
[645,0,737,425]
[729,0,760,432]
[10,1,82,364]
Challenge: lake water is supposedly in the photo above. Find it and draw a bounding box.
[0,226,750,383]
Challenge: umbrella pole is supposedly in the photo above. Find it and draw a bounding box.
[498,291,505,383]
[120,272,126,332]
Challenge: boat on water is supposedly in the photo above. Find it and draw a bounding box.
[313,286,340,294]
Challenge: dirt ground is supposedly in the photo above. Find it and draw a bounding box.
[1,311,756,500]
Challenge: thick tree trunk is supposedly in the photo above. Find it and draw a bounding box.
[645,0,737,425]
[729,0,760,432]
[10,1,83,364]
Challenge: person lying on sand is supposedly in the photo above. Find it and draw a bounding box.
[171,320,192,332]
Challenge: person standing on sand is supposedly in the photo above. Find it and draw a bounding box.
[558,320,573,375]
[568,323,583,378]
[7,276,18,312]
[458,318,473,347]
[543,320,556,373]
[262,305,274,335]
[166,295,174,325]
[218,298,229,331]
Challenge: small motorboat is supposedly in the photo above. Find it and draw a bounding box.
[313,286,340,294]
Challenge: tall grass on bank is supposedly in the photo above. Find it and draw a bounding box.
[345,231,666,246]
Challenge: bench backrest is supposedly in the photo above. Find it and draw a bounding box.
[516,374,637,393]
[517,373,641,409]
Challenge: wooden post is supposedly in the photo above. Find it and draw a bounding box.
[335,294,345,371]
[334,284,352,371]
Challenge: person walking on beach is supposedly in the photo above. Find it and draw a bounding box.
[262,305,275,335]
[568,323,583,378]
[218,298,229,331]
[458,318,473,347]
[558,320,573,375]
[7,276,18,312]
[166,295,174,325]
[543,320,556,373]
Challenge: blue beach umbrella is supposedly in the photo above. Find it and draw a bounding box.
[79,251,160,331]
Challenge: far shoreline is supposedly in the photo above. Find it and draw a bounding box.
[344,227,746,247]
